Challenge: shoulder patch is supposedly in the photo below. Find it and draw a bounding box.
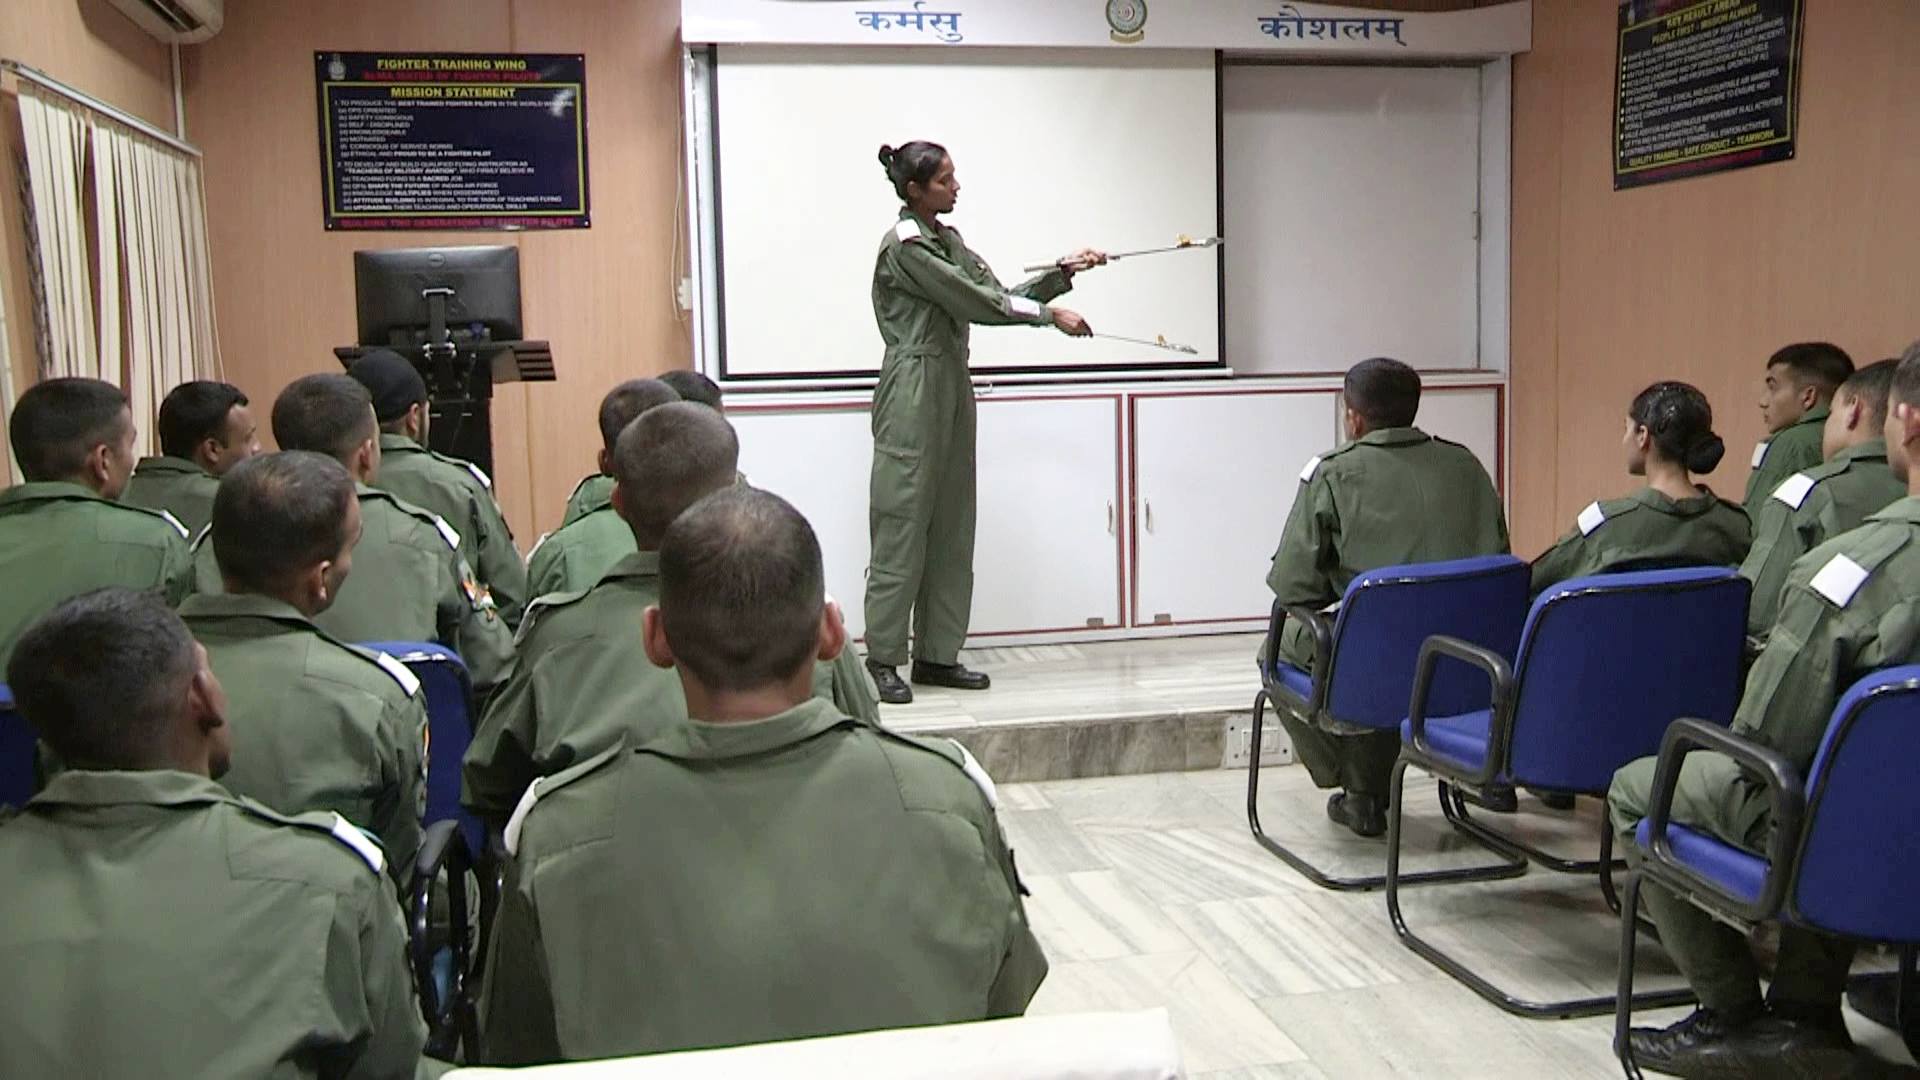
[157,509,189,538]
[1299,455,1323,484]
[513,587,590,645]
[431,514,461,551]
[189,523,212,551]
[527,530,553,559]
[1751,441,1770,469]
[462,461,493,490]
[504,745,623,856]
[1771,473,1818,511]
[503,777,545,858]
[329,813,387,875]
[949,738,999,810]
[1577,501,1607,536]
[1808,553,1870,608]
[370,651,423,698]
[1006,295,1042,319]
[894,219,923,244]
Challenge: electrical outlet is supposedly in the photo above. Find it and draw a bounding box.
[675,276,693,311]
[1222,717,1293,768]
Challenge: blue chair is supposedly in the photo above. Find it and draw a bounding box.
[1245,555,1532,891]
[361,641,483,858]
[0,685,33,810]
[1389,567,1748,1018]
[1616,667,1920,1075]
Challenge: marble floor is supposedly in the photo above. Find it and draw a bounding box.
[1003,764,1919,1079]
[876,634,1262,734]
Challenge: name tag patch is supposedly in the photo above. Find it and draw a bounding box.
[1771,473,1817,510]
[1577,501,1607,536]
[1809,554,1869,608]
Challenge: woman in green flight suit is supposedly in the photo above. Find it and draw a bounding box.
[862,140,1104,705]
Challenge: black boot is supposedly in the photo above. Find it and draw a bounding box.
[866,661,913,705]
[1528,787,1577,811]
[910,660,991,691]
[1325,792,1386,839]
[1626,1005,1826,1078]
[1465,783,1518,813]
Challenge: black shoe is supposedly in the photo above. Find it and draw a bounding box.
[1529,788,1577,811]
[1465,783,1518,813]
[866,661,913,705]
[1626,1006,1842,1079]
[1326,792,1386,839]
[910,661,991,691]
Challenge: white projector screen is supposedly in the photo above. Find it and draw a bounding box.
[712,47,1221,380]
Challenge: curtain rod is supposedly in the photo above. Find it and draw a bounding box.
[0,59,201,158]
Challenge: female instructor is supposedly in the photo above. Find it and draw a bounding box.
[863,140,1105,705]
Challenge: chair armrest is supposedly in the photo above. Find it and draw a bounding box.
[409,819,474,1045]
[1259,601,1335,714]
[1403,634,1513,786]
[1642,717,1806,923]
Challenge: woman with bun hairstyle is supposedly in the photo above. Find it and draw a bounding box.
[1529,381,1752,596]
[862,140,1104,705]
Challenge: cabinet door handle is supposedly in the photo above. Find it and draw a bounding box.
[1145,501,1155,534]
[1106,501,1115,536]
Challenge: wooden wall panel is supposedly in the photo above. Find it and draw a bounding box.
[181,0,688,542]
[1506,0,1920,554]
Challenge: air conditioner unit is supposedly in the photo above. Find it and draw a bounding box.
[107,0,224,43]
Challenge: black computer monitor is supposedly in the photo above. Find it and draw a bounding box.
[354,245,522,347]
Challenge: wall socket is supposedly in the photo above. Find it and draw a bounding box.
[1222,716,1294,768]
[675,276,693,311]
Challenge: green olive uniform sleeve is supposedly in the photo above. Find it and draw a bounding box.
[477,858,563,1065]
[349,868,450,1080]
[469,490,529,629]
[1266,470,1338,606]
[375,692,431,882]
[984,807,1048,1016]
[440,551,514,693]
[890,237,1057,329]
[1743,407,1828,513]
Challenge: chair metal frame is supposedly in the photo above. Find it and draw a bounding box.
[411,819,479,1061]
[1244,563,1531,893]
[1616,677,1920,1077]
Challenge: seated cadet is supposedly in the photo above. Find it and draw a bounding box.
[192,374,514,692]
[0,377,192,670]
[1530,381,1750,595]
[659,367,725,412]
[1607,343,1920,1077]
[1267,357,1508,838]
[1745,342,1854,516]
[348,350,529,629]
[479,487,1044,1062]
[1739,359,1904,646]
[122,379,260,535]
[464,403,881,832]
[0,588,436,1078]
[530,378,680,594]
[181,451,429,880]
[552,379,680,530]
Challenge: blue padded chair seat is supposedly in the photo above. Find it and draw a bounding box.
[1270,662,1315,704]
[1636,818,1766,906]
[1401,710,1493,773]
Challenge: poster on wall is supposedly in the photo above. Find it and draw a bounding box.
[1613,0,1803,190]
[315,51,590,230]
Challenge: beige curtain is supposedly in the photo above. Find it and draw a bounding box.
[12,85,221,458]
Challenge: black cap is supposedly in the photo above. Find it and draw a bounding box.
[346,350,428,423]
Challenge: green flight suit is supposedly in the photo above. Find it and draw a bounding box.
[558,473,612,528]
[864,209,1071,668]
[0,769,440,1078]
[1743,405,1829,514]
[375,434,529,630]
[1265,427,1510,798]
[1529,487,1751,595]
[122,455,219,537]
[192,484,514,692]
[182,592,430,881]
[0,481,193,672]
[1738,440,1903,641]
[463,551,883,829]
[477,697,1045,1063]
[1609,495,1920,1016]
[525,505,633,601]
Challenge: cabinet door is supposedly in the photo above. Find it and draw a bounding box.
[971,395,1124,635]
[731,406,876,637]
[1417,387,1503,493]
[1132,391,1339,626]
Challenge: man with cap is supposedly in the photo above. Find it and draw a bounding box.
[190,374,515,692]
[0,587,439,1078]
[0,377,194,670]
[122,379,261,537]
[181,450,430,881]
[530,379,680,597]
[348,349,529,628]
[464,403,880,832]
[477,487,1044,1063]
